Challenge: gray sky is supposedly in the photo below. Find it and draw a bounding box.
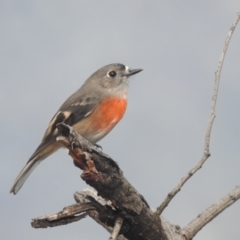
[1,1,240,239]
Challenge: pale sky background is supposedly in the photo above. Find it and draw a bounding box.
[1,1,240,240]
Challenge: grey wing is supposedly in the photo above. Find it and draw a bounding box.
[28,95,100,162]
[44,95,100,140]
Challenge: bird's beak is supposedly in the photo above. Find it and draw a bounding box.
[125,68,143,77]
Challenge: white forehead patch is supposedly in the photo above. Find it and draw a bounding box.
[125,65,129,72]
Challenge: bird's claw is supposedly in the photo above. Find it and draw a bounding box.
[94,143,102,150]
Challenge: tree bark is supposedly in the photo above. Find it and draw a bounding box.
[36,123,167,240]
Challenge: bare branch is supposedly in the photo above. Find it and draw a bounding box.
[31,202,92,228]
[182,185,240,239]
[155,12,240,216]
[32,123,167,240]
[32,189,128,239]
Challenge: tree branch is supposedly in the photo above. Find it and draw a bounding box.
[155,12,240,217]
[32,187,185,240]
[32,123,167,240]
[182,185,240,239]
[31,202,90,228]
[32,188,127,240]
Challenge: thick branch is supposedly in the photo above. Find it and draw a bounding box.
[31,180,240,240]
[182,185,240,239]
[32,188,184,240]
[47,123,167,240]
[155,11,240,217]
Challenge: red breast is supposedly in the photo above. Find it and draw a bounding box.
[89,97,127,133]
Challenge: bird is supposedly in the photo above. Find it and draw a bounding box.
[10,63,142,194]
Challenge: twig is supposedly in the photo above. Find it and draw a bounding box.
[182,185,240,239]
[109,217,124,240]
[155,12,240,216]
[31,202,94,228]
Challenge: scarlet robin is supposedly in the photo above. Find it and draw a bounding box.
[10,63,142,194]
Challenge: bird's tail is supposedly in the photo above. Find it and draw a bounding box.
[10,141,61,194]
[10,159,41,194]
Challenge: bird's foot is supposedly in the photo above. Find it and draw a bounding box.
[94,143,102,150]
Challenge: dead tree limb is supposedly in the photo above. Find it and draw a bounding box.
[31,185,240,240]
[182,185,240,239]
[32,189,127,240]
[155,11,240,217]
[31,123,167,240]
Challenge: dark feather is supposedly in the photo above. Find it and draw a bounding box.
[64,102,97,125]
[27,97,99,163]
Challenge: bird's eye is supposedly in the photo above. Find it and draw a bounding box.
[108,71,117,78]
